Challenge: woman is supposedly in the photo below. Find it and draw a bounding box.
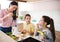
[0,1,18,33]
[36,16,56,42]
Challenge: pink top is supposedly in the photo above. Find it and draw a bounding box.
[0,9,13,27]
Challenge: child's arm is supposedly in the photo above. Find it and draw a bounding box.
[30,24,35,35]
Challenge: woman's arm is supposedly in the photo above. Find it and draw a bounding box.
[0,10,13,21]
[3,13,13,20]
[44,30,53,42]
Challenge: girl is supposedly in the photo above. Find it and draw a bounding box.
[36,16,56,42]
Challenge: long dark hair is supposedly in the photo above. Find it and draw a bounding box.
[42,16,56,42]
[9,1,18,20]
[12,9,17,20]
[10,1,18,6]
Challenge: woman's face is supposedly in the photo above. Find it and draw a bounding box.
[9,5,18,12]
[39,17,46,26]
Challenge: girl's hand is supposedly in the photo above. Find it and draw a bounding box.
[21,29,27,34]
[36,23,39,28]
[36,23,40,31]
[41,36,45,42]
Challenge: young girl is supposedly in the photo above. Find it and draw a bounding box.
[36,16,56,42]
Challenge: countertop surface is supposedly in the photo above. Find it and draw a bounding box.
[0,30,17,42]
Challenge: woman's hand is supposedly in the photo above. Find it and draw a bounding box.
[2,13,13,21]
[8,13,13,17]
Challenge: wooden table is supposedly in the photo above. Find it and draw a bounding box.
[17,33,41,42]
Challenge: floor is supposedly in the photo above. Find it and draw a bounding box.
[55,31,60,42]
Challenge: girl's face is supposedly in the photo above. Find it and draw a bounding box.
[39,17,46,26]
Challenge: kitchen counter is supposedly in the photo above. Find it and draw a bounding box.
[0,30,17,42]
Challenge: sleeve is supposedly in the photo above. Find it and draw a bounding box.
[0,10,4,23]
[30,24,35,33]
[44,31,53,42]
[12,20,17,27]
[0,10,4,18]
[11,20,14,26]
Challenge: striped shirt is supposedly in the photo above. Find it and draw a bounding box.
[0,9,13,27]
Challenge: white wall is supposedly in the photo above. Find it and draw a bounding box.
[29,1,60,31]
[0,0,60,31]
[0,1,11,9]
[19,0,60,31]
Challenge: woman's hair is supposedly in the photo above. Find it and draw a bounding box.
[42,16,56,42]
[10,1,18,6]
[9,1,18,20]
[12,9,17,20]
